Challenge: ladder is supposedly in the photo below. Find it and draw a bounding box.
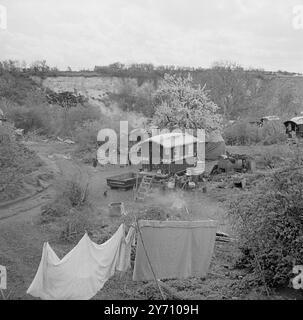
[135,175,154,201]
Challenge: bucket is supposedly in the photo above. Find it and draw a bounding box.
[195,160,205,173]
[167,180,175,189]
[108,202,124,217]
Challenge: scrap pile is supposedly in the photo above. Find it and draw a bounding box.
[46,90,87,109]
[211,152,256,175]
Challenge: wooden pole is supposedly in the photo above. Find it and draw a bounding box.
[135,219,166,300]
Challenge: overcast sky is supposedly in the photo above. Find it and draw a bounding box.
[1,0,303,72]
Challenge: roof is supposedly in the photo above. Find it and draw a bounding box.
[139,132,198,148]
[206,130,224,143]
[284,116,303,125]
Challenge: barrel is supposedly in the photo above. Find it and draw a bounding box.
[108,202,124,217]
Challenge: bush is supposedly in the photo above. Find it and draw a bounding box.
[40,178,92,242]
[7,105,52,134]
[261,122,287,145]
[229,167,303,288]
[73,115,129,161]
[223,121,287,146]
[55,104,101,137]
[0,122,42,201]
[74,120,102,154]
[109,79,155,117]
[41,178,88,217]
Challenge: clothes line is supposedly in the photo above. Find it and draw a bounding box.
[27,219,217,300]
[27,224,136,300]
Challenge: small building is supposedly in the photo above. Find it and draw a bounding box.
[133,131,226,175]
[138,132,198,174]
[284,116,303,138]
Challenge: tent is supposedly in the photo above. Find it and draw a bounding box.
[205,131,226,161]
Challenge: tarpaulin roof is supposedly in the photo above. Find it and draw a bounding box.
[138,132,198,149]
[284,116,303,126]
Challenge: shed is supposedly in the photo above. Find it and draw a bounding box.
[284,116,303,138]
[132,131,226,174]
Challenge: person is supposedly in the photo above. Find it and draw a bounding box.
[0,108,6,125]
[92,157,98,168]
[286,123,293,138]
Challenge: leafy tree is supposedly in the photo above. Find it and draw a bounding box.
[29,60,50,74]
[152,73,222,133]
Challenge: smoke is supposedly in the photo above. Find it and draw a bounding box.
[149,189,188,210]
[91,99,148,129]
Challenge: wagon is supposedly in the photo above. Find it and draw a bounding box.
[106,172,142,190]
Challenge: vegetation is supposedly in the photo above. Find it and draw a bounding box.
[229,159,303,289]
[152,73,222,132]
[1,59,303,122]
[107,79,155,117]
[0,122,42,201]
[40,177,93,242]
[223,120,287,146]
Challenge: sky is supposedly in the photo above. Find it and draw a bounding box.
[1,0,303,72]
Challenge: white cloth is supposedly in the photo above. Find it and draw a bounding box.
[27,224,135,300]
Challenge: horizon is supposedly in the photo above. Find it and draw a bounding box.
[1,0,303,73]
[2,60,303,75]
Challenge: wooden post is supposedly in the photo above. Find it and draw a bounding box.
[135,172,139,192]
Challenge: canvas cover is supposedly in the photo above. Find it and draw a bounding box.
[133,220,217,281]
[204,130,226,160]
[205,141,226,160]
[27,224,135,300]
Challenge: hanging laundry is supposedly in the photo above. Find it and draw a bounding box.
[133,220,217,281]
[27,224,135,300]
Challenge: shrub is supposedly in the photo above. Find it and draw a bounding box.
[0,122,42,201]
[7,105,52,134]
[73,115,129,161]
[261,122,287,145]
[60,207,93,243]
[4,84,101,138]
[224,121,259,145]
[74,120,101,154]
[40,178,92,242]
[229,167,303,288]
[55,104,101,137]
[223,121,287,146]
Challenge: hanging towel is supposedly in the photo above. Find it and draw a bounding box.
[133,220,217,281]
[27,224,136,300]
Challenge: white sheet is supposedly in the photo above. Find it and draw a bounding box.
[27,224,135,300]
